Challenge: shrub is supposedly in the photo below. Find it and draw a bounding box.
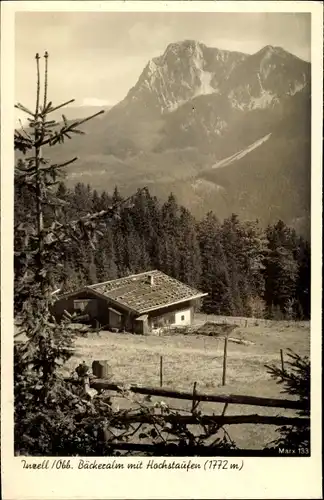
[265,349,310,452]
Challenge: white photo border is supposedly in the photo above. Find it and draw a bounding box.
[1,2,322,499]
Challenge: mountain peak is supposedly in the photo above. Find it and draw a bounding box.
[53,41,311,235]
[128,40,247,114]
[255,44,299,61]
[261,44,275,52]
[120,40,310,118]
[163,39,204,55]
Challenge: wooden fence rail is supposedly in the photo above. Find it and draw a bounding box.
[100,441,304,456]
[108,413,309,427]
[84,378,306,411]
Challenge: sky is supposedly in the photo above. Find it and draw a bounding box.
[15,11,311,121]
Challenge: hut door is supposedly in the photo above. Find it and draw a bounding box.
[108,308,122,330]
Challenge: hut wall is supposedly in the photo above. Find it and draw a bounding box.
[52,293,200,333]
[147,299,196,329]
[134,315,149,335]
[52,291,122,327]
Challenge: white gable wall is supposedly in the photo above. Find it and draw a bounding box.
[174,308,192,326]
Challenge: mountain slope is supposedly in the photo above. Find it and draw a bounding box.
[224,45,310,110]
[188,88,311,231]
[35,40,310,233]
[211,133,272,169]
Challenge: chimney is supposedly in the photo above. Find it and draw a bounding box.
[147,274,154,286]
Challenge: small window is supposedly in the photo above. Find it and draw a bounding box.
[181,315,185,321]
[74,299,92,312]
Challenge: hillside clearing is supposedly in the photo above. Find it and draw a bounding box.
[65,319,310,450]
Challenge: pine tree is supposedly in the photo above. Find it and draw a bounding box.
[72,182,93,216]
[87,251,98,284]
[160,193,180,278]
[60,257,84,292]
[295,237,310,319]
[14,159,37,225]
[177,207,201,288]
[264,221,299,317]
[198,212,234,315]
[145,192,162,270]
[240,220,267,297]
[265,350,310,451]
[112,216,127,276]
[55,181,71,224]
[95,226,118,282]
[100,190,113,210]
[92,189,102,212]
[13,52,127,455]
[220,215,267,316]
[221,214,247,315]
[112,185,123,204]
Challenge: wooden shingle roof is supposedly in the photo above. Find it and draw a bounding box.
[87,270,207,314]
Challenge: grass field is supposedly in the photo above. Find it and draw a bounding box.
[66,317,310,450]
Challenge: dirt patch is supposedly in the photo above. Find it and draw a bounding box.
[168,322,238,337]
[195,322,238,337]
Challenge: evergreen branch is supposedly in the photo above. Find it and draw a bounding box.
[15,157,48,174]
[43,180,61,188]
[35,53,41,117]
[40,157,78,173]
[70,129,85,135]
[42,198,70,207]
[44,111,105,146]
[45,99,75,114]
[15,109,104,150]
[69,110,105,127]
[41,101,53,116]
[14,132,34,153]
[43,52,49,109]
[41,119,57,127]
[18,120,33,141]
[37,189,143,252]
[15,103,35,117]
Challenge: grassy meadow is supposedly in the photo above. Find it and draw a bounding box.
[65,317,310,450]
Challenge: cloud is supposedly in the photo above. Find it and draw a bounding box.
[80,97,113,107]
[128,20,175,54]
[15,12,311,108]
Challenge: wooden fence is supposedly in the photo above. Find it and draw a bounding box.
[88,379,306,409]
[100,341,288,389]
[195,314,310,329]
[68,359,309,455]
[72,370,309,429]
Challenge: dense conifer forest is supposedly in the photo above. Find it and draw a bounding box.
[15,179,310,320]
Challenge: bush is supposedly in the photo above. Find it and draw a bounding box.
[265,349,310,452]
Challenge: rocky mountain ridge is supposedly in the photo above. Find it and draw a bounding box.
[122,41,309,115]
[30,40,311,234]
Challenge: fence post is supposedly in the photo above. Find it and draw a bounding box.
[222,336,228,386]
[280,349,285,372]
[160,355,163,387]
[83,375,90,394]
[191,381,198,412]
